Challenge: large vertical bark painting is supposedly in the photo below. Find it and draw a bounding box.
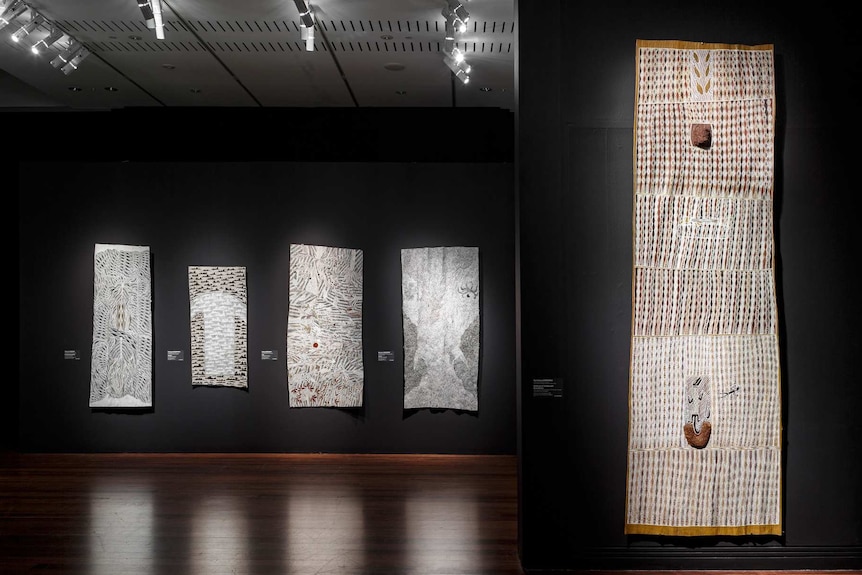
[625,40,781,535]
[189,266,248,388]
[89,243,153,408]
[287,244,364,407]
[401,246,480,411]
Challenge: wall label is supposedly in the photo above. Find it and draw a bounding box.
[532,378,563,398]
[167,350,184,361]
[377,350,394,362]
[261,350,278,360]
[64,350,80,360]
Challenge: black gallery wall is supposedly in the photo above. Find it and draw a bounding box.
[516,0,861,572]
[15,108,516,454]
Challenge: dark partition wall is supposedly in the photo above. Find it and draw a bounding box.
[16,107,516,454]
[517,1,861,572]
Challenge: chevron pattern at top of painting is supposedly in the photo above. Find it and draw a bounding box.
[401,246,480,412]
[287,244,364,408]
[90,243,152,408]
[625,40,781,536]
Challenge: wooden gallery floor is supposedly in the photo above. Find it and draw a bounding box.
[1,452,858,575]
[0,452,522,575]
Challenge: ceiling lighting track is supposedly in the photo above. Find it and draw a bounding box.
[0,0,91,74]
[440,0,471,86]
[0,0,27,29]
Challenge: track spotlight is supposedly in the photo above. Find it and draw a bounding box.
[10,11,42,42]
[1,4,88,74]
[60,46,89,75]
[151,0,164,39]
[50,39,80,68]
[300,23,314,51]
[136,0,163,38]
[293,0,314,28]
[445,54,471,75]
[444,54,470,84]
[293,0,314,51]
[0,0,26,30]
[445,0,469,24]
[442,7,466,34]
[452,68,469,84]
[443,15,458,53]
[30,25,63,54]
[440,0,472,85]
[137,0,153,22]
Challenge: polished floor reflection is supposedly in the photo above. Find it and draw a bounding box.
[0,452,523,575]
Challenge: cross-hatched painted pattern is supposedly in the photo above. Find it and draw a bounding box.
[629,335,780,450]
[189,266,248,388]
[626,446,781,530]
[90,244,152,408]
[635,195,774,269]
[626,40,779,536]
[633,269,776,336]
[287,244,364,408]
[635,100,774,199]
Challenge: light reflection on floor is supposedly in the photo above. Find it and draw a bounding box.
[406,487,479,572]
[88,479,154,575]
[76,464,503,575]
[286,487,365,574]
[191,495,249,574]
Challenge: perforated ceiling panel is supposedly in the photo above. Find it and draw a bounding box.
[0,0,514,110]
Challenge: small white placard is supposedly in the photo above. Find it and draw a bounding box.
[377,350,394,362]
[64,350,80,360]
[532,378,563,398]
[261,350,278,360]
[167,350,184,361]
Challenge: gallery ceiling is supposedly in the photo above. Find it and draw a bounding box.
[0,0,515,111]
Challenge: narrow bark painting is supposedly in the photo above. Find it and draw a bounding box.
[287,244,364,407]
[189,266,248,388]
[625,40,780,536]
[90,243,152,408]
[401,246,480,411]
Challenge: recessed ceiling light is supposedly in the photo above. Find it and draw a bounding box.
[479,87,492,92]
[384,63,405,72]
[68,86,82,92]
[129,35,142,41]
[380,34,393,40]
[104,86,118,92]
